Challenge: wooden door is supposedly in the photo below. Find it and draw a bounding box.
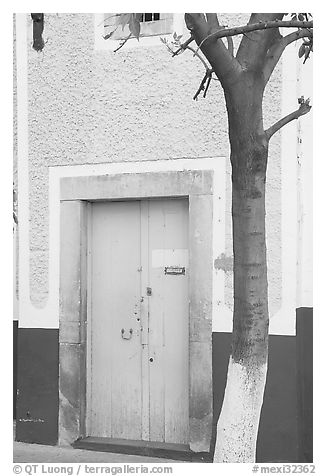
[87,198,189,444]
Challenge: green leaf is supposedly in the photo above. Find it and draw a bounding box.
[119,13,133,31]
[304,47,310,61]
[128,14,141,39]
[298,43,306,58]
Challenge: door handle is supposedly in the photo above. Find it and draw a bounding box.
[121,328,133,340]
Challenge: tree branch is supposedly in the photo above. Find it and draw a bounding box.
[172,35,195,57]
[236,13,284,69]
[113,32,132,53]
[226,36,234,56]
[186,45,211,71]
[265,97,311,140]
[193,69,213,100]
[206,13,220,30]
[263,29,313,83]
[196,19,313,53]
[185,13,242,87]
[162,35,214,76]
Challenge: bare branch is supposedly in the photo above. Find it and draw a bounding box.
[172,35,195,57]
[193,69,213,100]
[263,29,312,83]
[237,12,284,63]
[185,13,242,86]
[196,19,313,53]
[162,35,213,73]
[113,32,132,53]
[206,14,234,55]
[265,97,312,140]
[203,74,212,98]
[226,37,234,56]
[186,45,211,70]
[206,13,220,29]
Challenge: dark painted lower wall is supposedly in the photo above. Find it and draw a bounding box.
[212,333,299,462]
[15,308,312,461]
[212,307,313,463]
[257,335,299,462]
[13,320,18,419]
[16,328,59,445]
[296,308,313,462]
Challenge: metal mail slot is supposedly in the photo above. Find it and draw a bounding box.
[164,266,186,275]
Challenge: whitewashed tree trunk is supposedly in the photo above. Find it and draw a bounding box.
[214,358,268,462]
[181,13,312,463]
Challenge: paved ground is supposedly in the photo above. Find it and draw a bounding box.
[13,425,185,463]
[13,441,184,463]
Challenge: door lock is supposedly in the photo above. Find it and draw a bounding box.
[146,287,152,296]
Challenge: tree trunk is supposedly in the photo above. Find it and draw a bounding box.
[214,82,270,462]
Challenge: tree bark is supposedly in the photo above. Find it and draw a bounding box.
[214,75,270,462]
[181,13,311,463]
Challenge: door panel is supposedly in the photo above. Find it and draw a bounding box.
[148,199,189,444]
[88,198,189,445]
[89,201,142,439]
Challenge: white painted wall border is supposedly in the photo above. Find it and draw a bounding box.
[267,39,313,336]
[13,224,19,320]
[266,42,298,336]
[296,47,313,309]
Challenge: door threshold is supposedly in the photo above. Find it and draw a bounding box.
[72,437,211,462]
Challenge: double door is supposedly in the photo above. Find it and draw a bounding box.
[87,198,189,444]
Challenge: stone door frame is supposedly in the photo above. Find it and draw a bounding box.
[59,169,214,452]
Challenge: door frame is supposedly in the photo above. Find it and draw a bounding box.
[59,169,214,452]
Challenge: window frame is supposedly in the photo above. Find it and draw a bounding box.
[94,13,184,51]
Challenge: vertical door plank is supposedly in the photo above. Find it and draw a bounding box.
[148,199,189,444]
[140,201,150,441]
[148,200,166,442]
[89,201,142,439]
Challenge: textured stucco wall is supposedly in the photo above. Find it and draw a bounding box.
[13,14,19,301]
[20,13,281,314]
[13,14,17,184]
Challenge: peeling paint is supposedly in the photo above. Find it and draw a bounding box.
[214,253,233,273]
[19,418,45,422]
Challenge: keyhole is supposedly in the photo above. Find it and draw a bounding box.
[149,358,153,362]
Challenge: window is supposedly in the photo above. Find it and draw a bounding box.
[104,13,173,41]
[94,13,184,51]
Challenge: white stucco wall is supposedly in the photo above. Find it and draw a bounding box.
[14,13,311,334]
